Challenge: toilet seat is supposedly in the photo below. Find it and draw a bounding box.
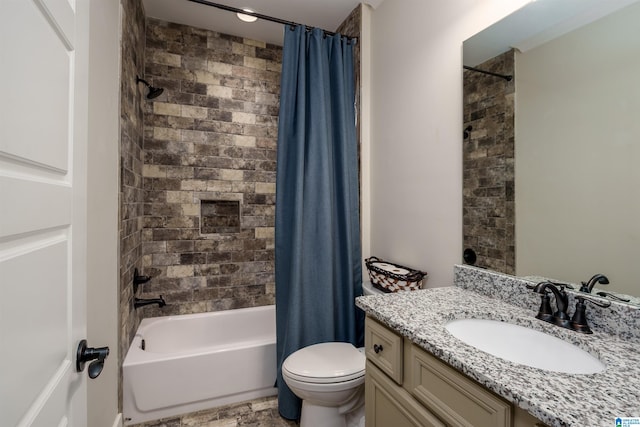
[282,342,365,384]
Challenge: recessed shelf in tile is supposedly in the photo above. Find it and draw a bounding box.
[201,200,241,234]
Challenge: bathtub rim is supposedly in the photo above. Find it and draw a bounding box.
[123,304,276,364]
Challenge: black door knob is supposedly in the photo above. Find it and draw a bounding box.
[76,339,110,379]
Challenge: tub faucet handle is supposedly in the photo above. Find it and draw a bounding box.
[133,268,152,293]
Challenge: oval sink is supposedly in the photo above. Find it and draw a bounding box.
[445,319,605,374]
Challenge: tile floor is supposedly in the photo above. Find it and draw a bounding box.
[130,396,298,427]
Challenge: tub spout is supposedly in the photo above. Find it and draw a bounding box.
[134,296,166,309]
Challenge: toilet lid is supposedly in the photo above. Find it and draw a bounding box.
[282,342,365,384]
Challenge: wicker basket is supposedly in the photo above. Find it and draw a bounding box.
[365,256,427,293]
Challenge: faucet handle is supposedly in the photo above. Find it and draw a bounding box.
[535,292,554,323]
[570,296,611,334]
[528,283,555,322]
[571,297,592,334]
[579,295,611,308]
[596,291,630,302]
[552,282,574,290]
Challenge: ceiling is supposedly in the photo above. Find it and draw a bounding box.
[142,0,381,46]
[463,0,639,66]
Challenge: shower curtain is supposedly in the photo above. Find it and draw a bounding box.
[275,26,363,420]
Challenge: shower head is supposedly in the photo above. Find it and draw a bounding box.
[146,86,164,99]
[136,76,164,100]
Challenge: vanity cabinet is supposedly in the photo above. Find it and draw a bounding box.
[364,317,548,427]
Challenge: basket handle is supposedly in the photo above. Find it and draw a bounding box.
[405,271,426,281]
[365,256,382,265]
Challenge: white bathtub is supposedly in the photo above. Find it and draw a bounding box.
[123,305,277,425]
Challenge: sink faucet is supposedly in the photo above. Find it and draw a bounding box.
[532,281,571,329]
[579,274,609,293]
[531,281,611,334]
[134,295,166,309]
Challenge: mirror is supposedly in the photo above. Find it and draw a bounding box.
[463,0,640,303]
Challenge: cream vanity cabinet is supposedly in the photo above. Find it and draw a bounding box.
[364,317,548,427]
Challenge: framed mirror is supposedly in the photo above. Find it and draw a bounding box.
[463,0,640,302]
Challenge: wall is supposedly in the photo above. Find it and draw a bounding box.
[87,0,121,424]
[515,2,640,294]
[337,5,366,270]
[462,50,515,274]
[119,0,146,407]
[367,0,530,287]
[139,19,282,316]
[137,7,363,316]
[337,4,363,165]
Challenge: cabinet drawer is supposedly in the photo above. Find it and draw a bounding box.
[407,344,511,427]
[365,317,403,384]
[366,361,445,427]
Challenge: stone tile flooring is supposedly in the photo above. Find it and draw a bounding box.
[130,396,298,427]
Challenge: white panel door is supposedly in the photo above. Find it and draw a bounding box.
[0,0,89,426]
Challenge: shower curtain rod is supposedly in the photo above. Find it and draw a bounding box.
[463,65,512,81]
[185,0,357,42]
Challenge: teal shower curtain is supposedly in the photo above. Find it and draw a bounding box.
[275,26,363,420]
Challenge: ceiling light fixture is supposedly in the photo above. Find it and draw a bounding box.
[236,8,258,22]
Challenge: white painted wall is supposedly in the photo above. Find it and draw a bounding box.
[87,0,121,425]
[365,0,530,287]
[515,2,640,295]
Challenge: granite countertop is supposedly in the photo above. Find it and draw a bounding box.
[356,286,640,427]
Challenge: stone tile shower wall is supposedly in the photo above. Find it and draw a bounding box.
[462,50,515,274]
[337,4,363,216]
[139,19,282,316]
[119,0,145,400]
[337,4,362,170]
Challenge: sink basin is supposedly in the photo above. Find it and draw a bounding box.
[445,319,605,374]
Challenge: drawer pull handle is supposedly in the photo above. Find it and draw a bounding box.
[373,344,384,354]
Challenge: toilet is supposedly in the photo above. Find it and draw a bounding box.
[282,342,366,427]
[280,282,384,427]
[362,280,384,296]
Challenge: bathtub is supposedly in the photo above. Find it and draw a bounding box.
[123,305,277,425]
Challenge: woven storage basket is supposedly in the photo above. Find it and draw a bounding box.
[365,256,426,293]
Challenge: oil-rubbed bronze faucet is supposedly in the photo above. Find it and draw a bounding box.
[532,281,571,329]
[570,295,611,334]
[531,281,610,334]
[579,273,609,293]
[134,296,166,309]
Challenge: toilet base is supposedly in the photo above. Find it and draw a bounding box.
[345,405,365,427]
[300,401,364,427]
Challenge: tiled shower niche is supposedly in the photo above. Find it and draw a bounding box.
[201,200,241,234]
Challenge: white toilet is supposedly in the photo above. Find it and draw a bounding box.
[280,282,384,427]
[362,280,384,296]
[282,342,366,427]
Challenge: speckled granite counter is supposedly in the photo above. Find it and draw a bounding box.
[356,286,640,427]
